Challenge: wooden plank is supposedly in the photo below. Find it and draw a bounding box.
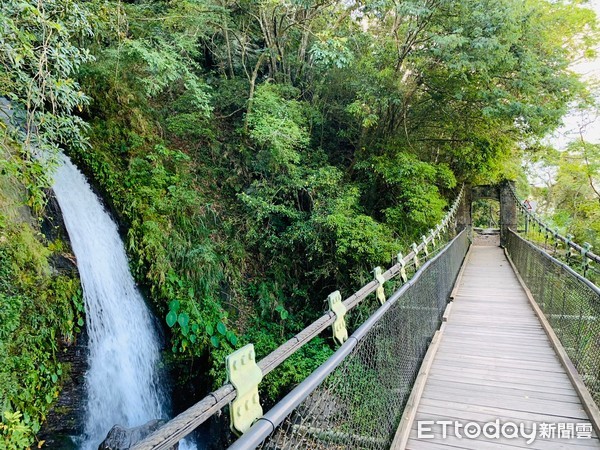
[429,358,570,375]
[411,412,598,442]
[406,439,539,450]
[428,366,573,388]
[417,397,593,424]
[449,242,472,300]
[406,428,600,450]
[391,251,466,450]
[426,374,582,396]
[395,244,600,449]
[425,379,582,403]
[439,340,558,350]
[433,348,563,364]
[436,344,561,359]
[504,248,600,440]
[408,414,599,447]
[439,339,553,349]
[442,324,549,334]
[391,329,445,449]
[442,335,549,342]
[440,333,551,342]
[420,391,589,419]
[409,429,598,450]
[416,403,598,432]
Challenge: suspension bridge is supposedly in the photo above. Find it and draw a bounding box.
[129,181,600,450]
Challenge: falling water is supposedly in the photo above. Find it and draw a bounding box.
[52,153,167,449]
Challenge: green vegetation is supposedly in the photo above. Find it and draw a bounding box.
[472,199,500,229]
[1,0,599,446]
[0,139,83,449]
[530,140,600,251]
[0,0,94,155]
[524,132,600,282]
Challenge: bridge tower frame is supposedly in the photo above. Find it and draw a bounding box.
[456,180,517,247]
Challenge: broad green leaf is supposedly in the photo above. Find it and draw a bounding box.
[227,331,238,346]
[178,312,190,327]
[166,310,178,327]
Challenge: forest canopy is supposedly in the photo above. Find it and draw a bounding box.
[1,0,599,446]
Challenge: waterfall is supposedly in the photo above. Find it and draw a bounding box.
[52,153,168,449]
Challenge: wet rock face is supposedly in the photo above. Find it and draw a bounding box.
[37,189,88,447]
[98,420,178,450]
[40,330,88,435]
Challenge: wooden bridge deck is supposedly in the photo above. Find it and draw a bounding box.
[401,243,600,449]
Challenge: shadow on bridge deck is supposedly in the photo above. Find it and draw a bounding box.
[397,242,600,450]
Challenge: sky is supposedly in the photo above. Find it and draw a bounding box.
[547,0,600,149]
[528,1,600,187]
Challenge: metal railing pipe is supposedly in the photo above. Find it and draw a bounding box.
[132,187,465,450]
[228,229,468,449]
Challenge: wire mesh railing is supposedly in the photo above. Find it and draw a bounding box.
[132,187,465,450]
[505,230,600,408]
[510,186,600,285]
[228,229,470,450]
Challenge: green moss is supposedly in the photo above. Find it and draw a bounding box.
[0,139,83,449]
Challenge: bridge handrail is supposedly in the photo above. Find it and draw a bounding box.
[131,186,464,450]
[227,228,470,450]
[505,229,600,429]
[509,185,600,265]
[508,229,600,296]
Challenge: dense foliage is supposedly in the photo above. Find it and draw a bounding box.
[0,0,94,155]
[70,0,593,365]
[529,138,600,255]
[0,140,83,449]
[1,0,598,446]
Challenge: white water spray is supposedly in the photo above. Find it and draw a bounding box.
[52,153,167,449]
